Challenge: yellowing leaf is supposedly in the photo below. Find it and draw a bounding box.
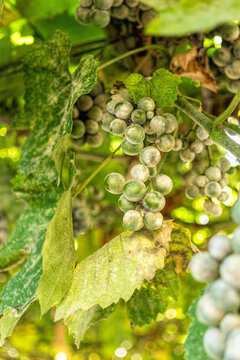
[37,190,75,315]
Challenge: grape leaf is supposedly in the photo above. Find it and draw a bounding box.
[125,74,149,103]
[0,307,23,346]
[149,69,181,107]
[37,190,75,316]
[127,256,179,326]
[143,0,240,36]
[55,221,173,321]
[232,192,240,225]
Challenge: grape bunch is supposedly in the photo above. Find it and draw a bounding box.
[185,157,231,217]
[104,161,173,231]
[190,227,240,360]
[101,89,179,155]
[75,0,156,28]
[71,82,108,148]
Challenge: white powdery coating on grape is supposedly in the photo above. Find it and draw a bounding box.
[149,115,166,134]
[114,101,134,120]
[208,234,232,261]
[205,167,222,182]
[156,134,175,152]
[162,113,178,133]
[125,124,145,144]
[220,254,240,290]
[190,252,219,283]
[123,179,147,202]
[196,294,225,326]
[144,212,163,230]
[122,210,143,231]
[139,146,161,168]
[224,329,240,360]
[143,191,166,212]
[209,279,240,312]
[220,314,240,336]
[106,94,124,114]
[204,181,222,198]
[130,164,149,183]
[104,172,125,194]
[196,126,209,141]
[203,327,226,360]
[138,97,155,111]
[152,174,173,195]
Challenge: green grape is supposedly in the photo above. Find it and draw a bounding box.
[209,279,240,312]
[87,106,103,122]
[204,181,222,198]
[138,97,155,111]
[205,166,222,181]
[140,10,156,27]
[143,191,166,212]
[219,173,229,188]
[121,138,144,155]
[143,121,154,135]
[127,7,137,22]
[190,252,219,283]
[204,200,223,217]
[149,115,166,134]
[85,119,99,134]
[101,112,115,131]
[106,94,124,114]
[105,172,125,194]
[95,0,114,10]
[148,166,157,178]
[220,314,240,336]
[162,113,178,133]
[203,137,213,146]
[180,148,196,163]
[130,164,149,183]
[219,23,240,41]
[196,126,209,141]
[112,0,124,6]
[125,124,145,144]
[109,119,127,136]
[75,6,92,24]
[90,82,103,97]
[114,101,134,120]
[209,234,232,261]
[173,138,182,151]
[122,210,144,231]
[203,327,226,360]
[146,111,154,119]
[80,0,93,6]
[94,93,108,111]
[86,133,104,147]
[218,191,229,202]
[225,60,240,80]
[233,43,240,59]
[220,254,240,290]
[185,186,200,200]
[144,212,163,230]
[224,329,240,360]
[118,195,137,212]
[217,157,231,172]
[71,120,86,139]
[226,79,240,94]
[139,146,161,168]
[72,106,80,119]
[91,9,111,27]
[196,175,209,188]
[123,179,147,202]
[156,135,175,152]
[212,47,231,67]
[152,174,173,195]
[111,4,129,19]
[77,94,94,111]
[232,226,240,253]
[196,293,225,326]
[131,109,146,125]
[139,3,151,10]
[190,139,205,154]
[125,0,138,7]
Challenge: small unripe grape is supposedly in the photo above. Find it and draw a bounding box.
[106,94,124,114]
[86,133,103,147]
[125,0,138,7]
[221,254,240,290]
[104,172,125,194]
[80,0,93,6]
[85,119,99,134]
[225,60,240,80]
[148,166,157,178]
[196,175,209,188]
[224,329,240,360]
[123,179,146,202]
[87,106,103,122]
[72,106,80,119]
[131,109,146,125]
[196,293,225,326]
[150,115,166,134]
[139,146,161,168]
[204,181,222,198]
[138,97,155,111]
[75,6,92,24]
[233,43,240,59]
[140,10,156,27]
[123,210,143,231]
[209,234,232,261]
[156,134,175,152]
[94,93,108,111]
[90,82,103,97]
[71,120,86,139]
[203,327,226,360]
[220,314,240,336]
[125,124,145,144]
[95,0,113,10]
[173,138,182,151]
[162,113,178,133]
[205,166,222,182]
[212,47,232,67]
[112,0,124,6]
[196,126,209,141]
[101,112,115,131]
[143,191,166,212]
[179,149,195,162]
[131,164,149,183]
[218,191,229,202]
[144,212,163,230]
[146,111,154,119]
[204,200,223,217]
[77,94,93,112]
[217,157,231,173]
[203,137,213,146]
[118,195,137,212]
[190,139,205,154]
[91,9,110,28]
[210,279,240,312]
[185,186,200,200]
[114,101,134,120]
[121,138,144,155]
[190,252,219,283]
[219,23,240,41]
[152,174,173,195]
[111,4,129,19]
[143,122,154,135]
[109,119,127,136]
[232,226,240,253]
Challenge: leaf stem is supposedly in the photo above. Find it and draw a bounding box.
[213,89,240,126]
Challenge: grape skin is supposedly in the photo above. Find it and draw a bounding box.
[143,191,166,212]
[123,179,147,202]
[152,174,173,195]
[123,210,144,231]
[144,212,163,230]
[220,254,240,290]
[139,146,161,168]
[130,164,149,183]
[208,234,232,261]
[196,293,225,326]
[104,172,125,194]
[203,327,226,360]
[190,252,219,283]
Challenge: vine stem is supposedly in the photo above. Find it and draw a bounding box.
[213,89,240,126]
[73,144,121,198]
[98,45,162,71]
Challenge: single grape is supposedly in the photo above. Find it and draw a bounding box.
[101,112,115,131]
[224,328,240,360]
[146,111,154,119]
[125,36,136,49]
[196,293,225,326]
[131,164,149,183]
[203,137,214,146]
[71,120,86,139]
[123,210,144,231]
[121,138,144,155]
[209,234,232,261]
[190,252,219,283]
[106,94,124,114]
[205,166,222,182]
[131,109,146,125]
[71,136,86,149]
[72,106,80,119]
[179,149,195,162]
[123,179,147,202]
[138,97,155,111]
[190,139,205,154]
[77,94,94,112]
[209,279,240,312]
[143,121,154,135]
[95,0,114,10]
[220,314,240,336]
[85,119,99,135]
[233,43,240,59]
[125,0,138,7]
[139,3,151,10]
[226,79,240,94]
[203,200,223,217]
[218,191,229,202]
[185,186,200,200]
[118,195,137,212]
[196,175,209,188]
[220,254,240,290]
[114,101,134,120]
[204,181,222,198]
[203,327,226,360]
[212,47,232,67]
[162,113,178,133]
[150,115,166,134]
[94,93,108,111]
[125,124,145,144]
[104,172,125,194]
[90,82,103,97]
[144,212,163,230]
[109,118,127,136]
[140,9,156,27]
[87,106,103,122]
[225,60,240,80]
[219,23,240,41]
[217,158,231,172]
[75,6,92,24]
[91,9,111,28]
[80,0,93,6]
[232,226,240,253]
[173,138,182,151]
[143,191,166,212]
[156,134,175,152]
[111,4,129,19]
[196,126,209,141]
[86,133,103,147]
[152,174,173,195]
[139,146,161,168]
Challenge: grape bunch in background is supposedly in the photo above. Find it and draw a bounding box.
[190,226,240,360]
[75,0,156,28]
[71,82,108,148]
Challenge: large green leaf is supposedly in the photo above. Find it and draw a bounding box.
[0,307,23,346]
[125,74,149,103]
[143,0,240,36]
[37,191,75,315]
[55,222,173,320]
[150,69,181,107]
